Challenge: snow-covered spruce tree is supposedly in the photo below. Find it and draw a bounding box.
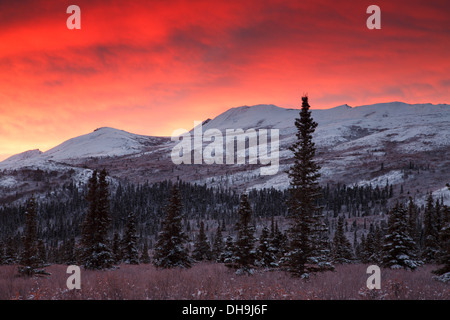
[284,95,334,278]
[212,225,224,262]
[257,226,278,269]
[362,223,383,264]
[122,212,139,264]
[79,170,97,264]
[332,215,354,264]
[80,169,114,270]
[192,221,212,262]
[382,202,422,270]
[232,193,257,274]
[422,193,439,263]
[433,204,450,275]
[270,220,288,262]
[153,185,191,269]
[222,235,235,266]
[18,195,50,277]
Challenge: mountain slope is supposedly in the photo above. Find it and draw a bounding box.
[1,149,43,165]
[1,101,449,205]
[43,127,154,161]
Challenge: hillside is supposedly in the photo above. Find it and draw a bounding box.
[0,101,449,204]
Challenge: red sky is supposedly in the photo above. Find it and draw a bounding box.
[0,0,449,160]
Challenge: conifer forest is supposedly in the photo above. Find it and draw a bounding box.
[0,96,448,301]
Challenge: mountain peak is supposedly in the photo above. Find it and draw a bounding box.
[333,104,352,109]
[92,127,126,133]
[42,127,150,161]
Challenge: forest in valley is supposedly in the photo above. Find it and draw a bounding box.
[1,176,446,268]
[0,97,448,300]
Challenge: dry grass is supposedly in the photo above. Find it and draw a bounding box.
[0,263,448,300]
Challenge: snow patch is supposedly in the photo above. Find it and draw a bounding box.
[0,176,17,188]
[356,170,404,187]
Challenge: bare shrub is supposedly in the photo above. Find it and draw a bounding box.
[0,263,448,300]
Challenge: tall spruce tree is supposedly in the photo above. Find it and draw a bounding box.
[212,226,225,262]
[382,202,422,270]
[80,170,97,263]
[422,193,439,263]
[122,212,139,264]
[233,193,256,274]
[407,197,421,253]
[112,232,122,264]
[80,169,114,270]
[192,221,212,261]
[285,95,333,277]
[153,185,191,268]
[433,203,450,275]
[18,195,49,276]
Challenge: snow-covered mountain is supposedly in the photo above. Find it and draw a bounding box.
[1,102,449,204]
[202,102,450,150]
[1,149,43,164]
[0,127,167,170]
[43,127,163,161]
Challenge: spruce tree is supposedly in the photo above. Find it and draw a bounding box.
[257,226,278,268]
[233,193,256,274]
[222,235,235,266]
[332,215,354,263]
[153,185,191,269]
[285,95,333,277]
[407,197,421,253]
[80,169,114,270]
[80,170,97,265]
[270,221,288,262]
[422,193,439,263]
[192,221,212,261]
[112,232,122,264]
[18,196,49,276]
[382,202,422,270]
[122,212,139,264]
[433,204,450,275]
[212,226,224,262]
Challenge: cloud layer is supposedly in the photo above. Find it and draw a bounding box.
[0,0,449,159]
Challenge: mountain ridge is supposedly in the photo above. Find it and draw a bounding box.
[3,101,449,165]
[0,101,449,205]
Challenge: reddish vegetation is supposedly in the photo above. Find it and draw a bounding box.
[0,263,448,300]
